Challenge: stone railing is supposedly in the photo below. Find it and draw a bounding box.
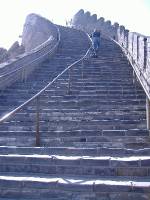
[71,9,150,99]
[0,24,59,90]
[117,33,150,99]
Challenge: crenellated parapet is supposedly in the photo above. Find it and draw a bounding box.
[72,9,126,40]
[71,9,150,100]
[72,9,85,26]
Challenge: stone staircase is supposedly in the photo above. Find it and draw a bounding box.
[0,26,89,115]
[0,26,149,200]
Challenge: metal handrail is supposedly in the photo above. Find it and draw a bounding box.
[0,49,91,123]
[0,26,60,78]
[0,29,92,146]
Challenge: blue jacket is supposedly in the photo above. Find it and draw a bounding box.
[92,31,101,38]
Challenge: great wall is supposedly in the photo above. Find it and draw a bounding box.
[0,9,149,200]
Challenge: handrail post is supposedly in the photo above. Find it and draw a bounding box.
[146,96,150,130]
[133,69,136,84]
[21,68,27,83]
[144,37,147,69]
[24,69,27,83]
[81,60,84,79]
[21,69,25,82]
[67,69,71,94]
[35,97,40,146]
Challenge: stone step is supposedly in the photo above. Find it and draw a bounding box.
[3,124,145,133]
[75,66,131,70]
[72,72,133,76]
[0,173,149,199]
[0,79,143,88]
[0,88,145,96]
[0,132,149,144]
[0,93,145,105]
[1,87,145,96]
[0,198,62,200]
[0,106,146,117]
[7,79,143,89]
[59,82,143,87]
[42,140,150,149]
[0,154,150,177]
[0,199,39,200]
[0,146,150,156]
[0,135,148,148]
[33,99,145,107]
[0,129,148,137]
[12,112,145,121]
[69,86,144,92]
[0,97,145,106]
[59,142,150,149]
[58,73,134,79]
[1,118,146,130]
[13,103,146,112]
[2,86,143,95]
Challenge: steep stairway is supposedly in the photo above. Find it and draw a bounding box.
[0,26,89,116]
[0,27,149,200]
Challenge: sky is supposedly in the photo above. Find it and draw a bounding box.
[0,0,150,49]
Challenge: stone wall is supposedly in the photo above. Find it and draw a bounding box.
[0,42,25,64]
[0,13,57,64]
[0,48,8,63]
[0,14,59,90]
[21,13,57,52]
[71,9,150,98]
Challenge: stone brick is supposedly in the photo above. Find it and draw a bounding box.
[80,158,109,166]
[111,159,139,167]
[141,159,150,167]
[117,168,148,176]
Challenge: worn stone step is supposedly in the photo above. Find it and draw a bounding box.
[0,129,148,138]
[1,118,146,130]
[0,106,146,117]
[18,117,147,124]
[0,146,150,156]
[59,81,140,86]
[55,141,150,149]
[0,199,42,200]
[0,133,149,144]
[0,87,145,96]
[0,198,64,200]
[63,85,144,90]
[0,198,66,200]
[0,123,146,133]
[0,154,150,177]
[6,83,144,93]
[36,100,145,107]
[12,112,145,122]
[0,137,149,148]
[0,91,145,99]
[0,94,145,106]
[0,173,149,199]
[0,129,148,147]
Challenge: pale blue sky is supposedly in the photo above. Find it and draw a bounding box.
[0,0,150,49]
